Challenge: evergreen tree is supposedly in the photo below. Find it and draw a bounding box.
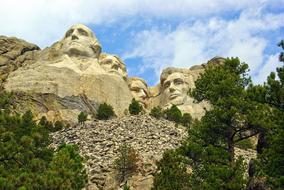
[96,103,115,120]
[114,143,139,182]
[190,57,262,162]
[152,150,190,190]
[128,99,143,115]
[78,111,88,124]
[0,110,87,189]
[250,41,284,189]
[164,105,182,124]
[149,106,163,119]
[181,113,192,127]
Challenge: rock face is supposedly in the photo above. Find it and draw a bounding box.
[0,36,40,85]
[51,115,187,190]
[3,24,133,119]
[2,23,212,121]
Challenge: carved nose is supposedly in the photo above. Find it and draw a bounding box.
[169,83,175,92]
[71,35,79,40]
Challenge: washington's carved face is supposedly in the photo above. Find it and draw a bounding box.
[61,24,100,58]
[162,72,189,106]
[129,80,148,106]
[100,55,127,79]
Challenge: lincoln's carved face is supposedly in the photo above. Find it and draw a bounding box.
[60,24,101,58]
[128,79,149,107]
[100,55,127,79]
[162,72,189,106]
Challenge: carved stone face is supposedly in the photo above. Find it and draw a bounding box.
[162,72,189,106]
[129,80,148,106]
[100,55,127,79]
[60,24,101,58]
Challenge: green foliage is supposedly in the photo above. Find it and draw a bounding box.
[78,111,88,124]
[190,57,262,162]
[181,113,192,127]
[96,103,115,120]
[0,91,13,111]
[128,98,143,115]
[47,143,87,189]
[152,150,191,190]
[0,110,87,189]
[149,106,163,119]
[249,41,284,189]
[123,184,131,190]
[178,122,247,190]
[235,138,254,150]
[164,105,182,124]
[39,116,65,132]
[114,143,139,182]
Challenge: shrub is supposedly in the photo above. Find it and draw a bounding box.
[129,99,143,115]
[152,150,191,190]
[97,103,115,120]
[114,143,139,182]
[150,106,163,119]
[164,105,182,124]
[78,111,88,124]
[235,138,254,150]
[181,113,192,127]
[39,116,65,132]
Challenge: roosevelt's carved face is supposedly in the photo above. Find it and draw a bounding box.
[129,79,149,107]
[162,72,189,106]
[60,24,101,58]
[100,55,127,79]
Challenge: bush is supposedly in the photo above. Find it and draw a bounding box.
[164,105,182,124]
[78,111,88,124]
[114,143,139,182]
[129,99,143,115]
[235,138,254,150]
[150,106,163,119]
[39,116,65,132]
[152,150,191,190]
[181,113,192,127]
[97,103,115,120]
[0,111,87,189]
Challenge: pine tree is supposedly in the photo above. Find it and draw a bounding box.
[128,99,143,115]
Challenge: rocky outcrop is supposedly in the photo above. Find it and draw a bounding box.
[0,36,40,85]
[50,115,257,190]
[51,115,188,190]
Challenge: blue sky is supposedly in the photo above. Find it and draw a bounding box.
[0,0,283,86]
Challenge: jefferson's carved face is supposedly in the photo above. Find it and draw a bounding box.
[61,24,100,58]
[162,72,188,106]
[100,55,127,79]
[129,80,148,106]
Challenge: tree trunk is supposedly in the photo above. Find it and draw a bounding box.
[228,128,235,164]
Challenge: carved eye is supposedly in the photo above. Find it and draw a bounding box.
[174,79,184,85]
[131,87,140,92]
[78,28,89,36]
[102,59,112,65]
[164,81,170,89]
[65,29,74,38]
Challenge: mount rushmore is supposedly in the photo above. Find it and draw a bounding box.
[1,24,224,122]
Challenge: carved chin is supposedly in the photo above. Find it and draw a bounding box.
[167,96,184,106]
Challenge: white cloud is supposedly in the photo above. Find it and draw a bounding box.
[0,0,273,47]
[254,54,282,83]
[124,7,284,84]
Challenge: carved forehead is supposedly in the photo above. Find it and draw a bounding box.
[165,73,185,81]
[128,77,148,88]
[65,24,94,37]
[100,54,126,70]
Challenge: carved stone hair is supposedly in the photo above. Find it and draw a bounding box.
[160,67,191,87]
